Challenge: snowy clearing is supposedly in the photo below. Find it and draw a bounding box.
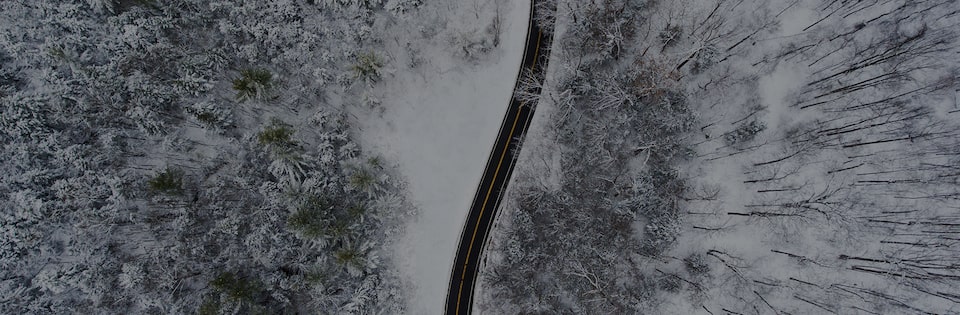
[353,0,529,312]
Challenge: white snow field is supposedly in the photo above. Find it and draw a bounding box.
[354,0,530,312]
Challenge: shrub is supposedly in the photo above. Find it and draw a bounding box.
[657,274,683,292]
[689,44,720,74]
[256,119,296,149]
[186,102,231,131]
[195,111,217,124]
[197,296,221,315]
[366,156,382,168]
[322,0,384,9]
[352,52,383,82]
[287,198,330,238]
[232,68,272,101]
[639,215,681,257]
[304,267,327,286]
[148,168,183,195]
[533,0,558,34]
[115,0,158,11]
[327,220,350,239]
[349,169,375,190]
[683,253,711,278]
[386,0,422,15]
[723,120,766,146]
[348,204,367,218]
[210,272,261,303]
[658,25,682,47]
[334,247,362,267]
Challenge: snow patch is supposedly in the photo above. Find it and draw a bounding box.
[758,62,808,134]
[778,5,816,36]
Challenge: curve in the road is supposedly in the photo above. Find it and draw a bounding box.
[444,1,554,314]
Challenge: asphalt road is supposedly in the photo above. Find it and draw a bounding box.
[444,1,554,314]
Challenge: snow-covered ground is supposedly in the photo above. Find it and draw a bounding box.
[354,0,530,312]
[473,0,960,313]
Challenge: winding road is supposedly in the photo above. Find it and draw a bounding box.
[445,1,554,314]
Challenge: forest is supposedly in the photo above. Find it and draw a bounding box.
[0,0,423,313]
[482,0,960,314]
[3,0,958,313]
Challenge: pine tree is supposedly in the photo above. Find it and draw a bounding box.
[148,168,184,196]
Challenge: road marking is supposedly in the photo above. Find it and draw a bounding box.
[455,101,524,314]
[453,17,546,315]
[460,0,537,211]
[467,29,544,267]
[531,31,542,71]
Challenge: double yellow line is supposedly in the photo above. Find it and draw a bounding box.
[452,17,544,315]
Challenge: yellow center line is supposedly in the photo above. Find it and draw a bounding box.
[454,100,523,313]
[530,31,542,72]
[453,23,544,315]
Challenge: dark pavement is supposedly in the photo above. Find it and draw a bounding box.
[445,1,554,314]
